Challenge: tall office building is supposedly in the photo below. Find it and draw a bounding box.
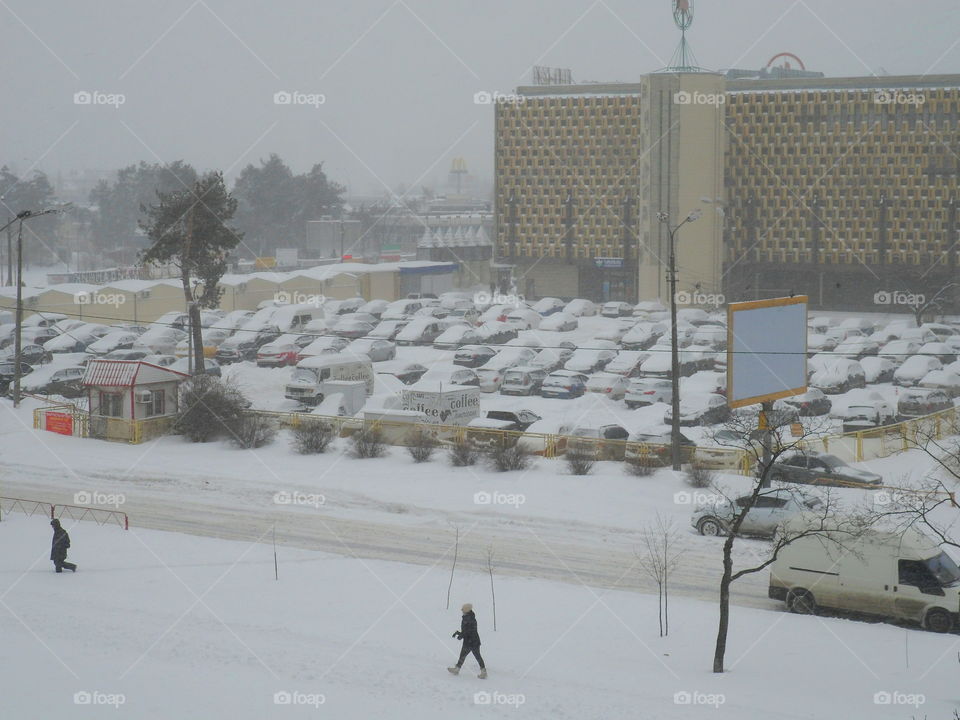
[494,71,960,307]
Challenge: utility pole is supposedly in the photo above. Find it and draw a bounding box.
[658,209,702,471]
[8,207,67,407]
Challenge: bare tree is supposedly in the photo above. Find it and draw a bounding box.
[448,435,479,467]
[708,409,872,673]
[486,545,497,631]
[349,427,386,459]
[446,524,459,611]
[565,448,595,475]
[636,513,683,637]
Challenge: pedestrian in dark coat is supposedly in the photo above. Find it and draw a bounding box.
[50,519,76,573]
[447,603,486,678]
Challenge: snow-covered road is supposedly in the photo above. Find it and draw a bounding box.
[0,462,774,611]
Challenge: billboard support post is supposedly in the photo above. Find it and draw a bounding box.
[760,399,773,488]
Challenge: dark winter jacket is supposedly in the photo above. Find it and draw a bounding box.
[50,520,70,562]
[459,610,481,648]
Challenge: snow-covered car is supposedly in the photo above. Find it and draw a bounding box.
[214,326,281,363]
[770,451,882,486]
[453,345,497,368]
[600,301,633,318]
[394,318,445,346]
[475,366,507,393]
[504,308,541,330]
[380,299,423,322]
[860,356,896,384]
[208,310,255,333]
[20,365,86,398]
[840,401,896,432]
[692,489,822,538]
[563,299,597,317]
[780,388,832,417]
[412,305,450,320]
[878,339,920,366]
[375,360,428,385]
[806,333,838,355]
[132,327,188,355]
[922,323,959,341]
[809,358,866,394]
[918,369,960,398]
[838,317,877,335]
[499,366,548,396]
[478,304,515,324]
[297,335,350,360]
[256,333,314,367]
[358,299,390,318]
[594,318,636,344]
[603,350,650,378]
[897,388,953,419]
[894,355,942,387]
[173,327,232,358]
[833,336,879,360]
[918,342,957,365]
[88,331,140,356]
[476,321,519,345]
[346,337,396,362]
[637,345,703,379]
[531,297,565,316]
[417,365,479,387]
[540,370,589,399]
[900,327,937,345]
[331,319,376,339]
[446,307,481,326]
[369,319,409,341]
[621,322,667,351]
[567,424,630,460]
[690,325,727,350]
[624,429,695,466]
[487,346,537,369]
[664,393,730,426]
[624,378,672,408]
[539,313,578,332]
[529,347,574,373]
[433,324,482,350]
[564,346,617,374]
[633,300,668,316]
[168,357,222,377]
[825,326,863,344]
[585,372,630,400]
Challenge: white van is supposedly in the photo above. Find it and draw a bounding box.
[770,522,960,632]
[270,304,324,333]
[285,355,374,405]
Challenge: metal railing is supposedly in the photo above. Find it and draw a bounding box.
[0,496,128,529]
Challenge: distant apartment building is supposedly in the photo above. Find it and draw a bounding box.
[494,71,960,308]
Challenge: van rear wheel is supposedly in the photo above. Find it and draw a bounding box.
[925,608,953,633]
[787,589,816,615]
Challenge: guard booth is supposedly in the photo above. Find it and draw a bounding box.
[83,359,189,443]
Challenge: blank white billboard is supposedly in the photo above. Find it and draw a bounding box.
[727,296,807,408]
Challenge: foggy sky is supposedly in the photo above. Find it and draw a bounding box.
[3,0,959,197]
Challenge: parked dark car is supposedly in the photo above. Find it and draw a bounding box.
[24,366,87,398]
[769,451,882,487]
[215,326,281,363]
[3,344,51,366]
[896,388,953,420]
[0,361,32,393]
[453,345,497,368]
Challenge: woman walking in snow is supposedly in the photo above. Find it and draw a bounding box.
[448,603,486,678]
[50,519,77,573]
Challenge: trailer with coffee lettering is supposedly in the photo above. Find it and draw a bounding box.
[399,382,480,426]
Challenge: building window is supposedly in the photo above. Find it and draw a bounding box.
[149,390,165,417]
[99,392,123,418]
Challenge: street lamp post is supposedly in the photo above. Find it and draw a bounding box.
[658,209,702,471]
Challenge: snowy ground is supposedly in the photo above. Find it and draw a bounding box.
[3,514,959,719]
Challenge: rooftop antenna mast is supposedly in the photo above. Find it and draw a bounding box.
[662,0,704,72]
